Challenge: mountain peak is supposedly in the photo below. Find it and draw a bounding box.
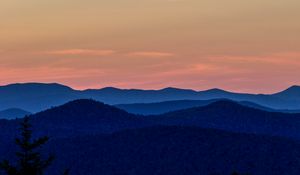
[0,82,73,91]
[99,87,122,91]
[286,85,300,90]
[62,99,105,106]
[161,87,183,91]
[160,87,197,93]
[206,100,240,108]
[274,85,300,98]
[34,99,137,124]
[204,88,227,93]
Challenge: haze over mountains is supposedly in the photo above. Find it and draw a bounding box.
[1,83,300,113]
[1,83,300,174]
[0,99,300,175]
[0,108,31,119]
[116,99,300,115]
[2,99,300,140]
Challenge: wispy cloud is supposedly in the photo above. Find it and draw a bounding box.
[44,49,116,56]
[42,49,175,58]
[128,51,174,57]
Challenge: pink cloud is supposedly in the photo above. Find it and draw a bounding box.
[2,49,300,93]
[44,49,116,56]
[128,51,174,57]
[41,49,175,59]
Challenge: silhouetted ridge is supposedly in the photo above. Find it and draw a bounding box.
[204,99,244,108]
[0,83,73,91]
[202,88,229,93]
[285,85,300,91]
[274,85,300,99]
[0,108,31,119]
[206,100,278,112]
[157,100,300,139]
[164,100,253,114]
[97,87,124,92]
[0,83,80,112]
[1,83,300,111]
[116,99,300,115]
[15,99,146,137]
[34,99,136,121]
[115,99,220,115]
[161,87,195,92]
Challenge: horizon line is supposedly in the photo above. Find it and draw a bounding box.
[0,81,298,95]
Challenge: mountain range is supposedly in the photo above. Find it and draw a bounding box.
[0,99,300,175]
[1,83,300,113]
[116,99,300,115]
[1,99,300,140]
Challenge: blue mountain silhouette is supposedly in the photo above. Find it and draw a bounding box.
[116,99,300,115]
[0,99,300,175]
[0,108,31,119]
[1,83,300,112]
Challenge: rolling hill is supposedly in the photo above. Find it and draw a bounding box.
[152,100,300,140]
[116,99,300,115]
[0,99,145,143]
[46,126,300,175]
[2,126,300,175]
[116,99,219,115]
[0,99,300,175]
[0,99,299,142]
[0,108,31,119]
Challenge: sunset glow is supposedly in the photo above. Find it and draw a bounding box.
[1,0,300,93]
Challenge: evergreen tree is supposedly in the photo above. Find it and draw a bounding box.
[0,117,55,175]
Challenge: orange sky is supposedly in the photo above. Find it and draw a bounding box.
[0,0,300,93]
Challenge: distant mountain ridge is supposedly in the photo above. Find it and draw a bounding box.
[0,83,81,112]
[273,85,300,100]
[0,108,31,119]
[152,100,300,140]
[1,83,300,112]
[116,99,300,115]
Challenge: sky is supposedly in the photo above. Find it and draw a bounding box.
[0,0,300,93]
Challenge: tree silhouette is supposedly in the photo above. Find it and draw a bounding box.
[0,117,57,175]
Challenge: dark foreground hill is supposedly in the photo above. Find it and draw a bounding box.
[43,126,300,175]
[0,99,147,148]
[0,100,300,175]
[1,126,299,175]
[1,99,300,143]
